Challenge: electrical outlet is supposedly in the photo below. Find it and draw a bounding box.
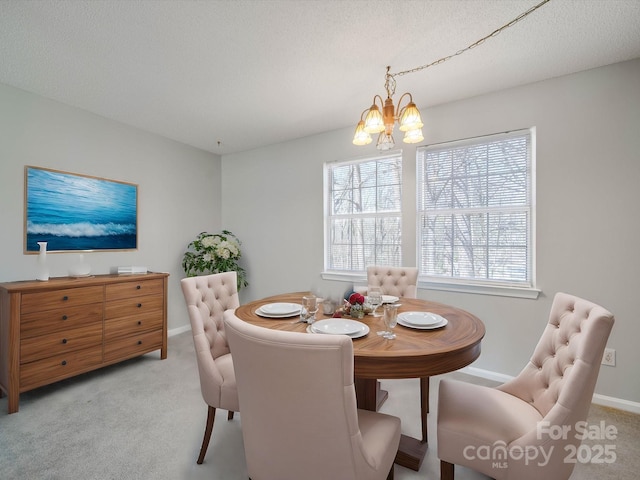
[602,348,616,367]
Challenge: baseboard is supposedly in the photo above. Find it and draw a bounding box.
[460,366,640,415]
[460,366,514,384]
[168,324,191,337]
[592,393,640,415]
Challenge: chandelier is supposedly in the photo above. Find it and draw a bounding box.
[353,0,552,151]
[353,66,424,150]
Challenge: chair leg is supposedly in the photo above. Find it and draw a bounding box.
[386,464,394,480]
[228,410,234,420]
[197,406,216,464]
[420,376,429,443]
[441,460,454,480]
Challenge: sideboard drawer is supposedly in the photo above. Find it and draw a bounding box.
[105,279,164,301]
[104,312,163,341]
[20,346,103,390]
[21,303,103,339]
[104,329,163,363]
[104,294,163,319]
[21,286,104,314]
[21,323,103,364]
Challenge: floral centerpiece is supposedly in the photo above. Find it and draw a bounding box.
[182,230,248,291]
[334,292,369,319]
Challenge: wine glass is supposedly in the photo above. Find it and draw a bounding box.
[301,295,318,324]
[382,303,399,339]
[367,287,383,317]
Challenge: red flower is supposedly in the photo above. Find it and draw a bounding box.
[348,293,365,305]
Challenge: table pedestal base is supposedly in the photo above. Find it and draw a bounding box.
[395,435,428,471]
[355,377,427,471]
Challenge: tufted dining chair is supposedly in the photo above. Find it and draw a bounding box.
[224,310,402,480]
[180,272,240,465]
[437,292,614,480]
[366,265,419,299]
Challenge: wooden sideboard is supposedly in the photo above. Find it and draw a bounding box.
[0,272,169,413]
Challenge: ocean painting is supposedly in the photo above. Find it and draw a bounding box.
[25,167,137,252]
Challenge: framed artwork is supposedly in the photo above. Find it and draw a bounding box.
[24,166,138,253]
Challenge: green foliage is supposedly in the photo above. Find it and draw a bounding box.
[182,230,248,291]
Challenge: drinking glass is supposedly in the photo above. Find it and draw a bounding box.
[322,298,335,315]
[301,295,318,324]
[381,303,399,339]
[367,287,383,317]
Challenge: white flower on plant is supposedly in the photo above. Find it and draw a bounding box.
[203,253,213,262]
[201,235,216,248]
[218,240,240,259]
[227,240,239,256]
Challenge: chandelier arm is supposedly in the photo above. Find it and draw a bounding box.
[371,94,385,109]
[396,92,414,115]
[390,0,552,79]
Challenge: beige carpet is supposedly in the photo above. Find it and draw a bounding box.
[0,332,637,479]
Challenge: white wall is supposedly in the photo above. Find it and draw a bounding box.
[0,83,222,331]
[222,59,640,406]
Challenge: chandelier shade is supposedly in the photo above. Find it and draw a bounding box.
[398,101,423,132]
[402,128,424,144]
[363,103,385,133]
[352,120,373,146]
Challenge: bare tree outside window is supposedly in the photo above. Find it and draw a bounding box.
[326,154,402,272]
[417,130,533,286]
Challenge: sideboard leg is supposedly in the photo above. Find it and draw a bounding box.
[8,390,19,414]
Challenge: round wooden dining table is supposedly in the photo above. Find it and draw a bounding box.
[234,292,485,471]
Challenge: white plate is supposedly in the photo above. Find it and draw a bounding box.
[307,323,369,339]
[398,311,444,327]
[312,319,364,335]
[397,316,448,330]
[256,303,301,318]
[260,302,301,315]
[381,295,400,304]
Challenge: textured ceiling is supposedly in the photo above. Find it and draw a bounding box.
[1,0,639,155]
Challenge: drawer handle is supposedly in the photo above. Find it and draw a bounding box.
[61,360,67,366]
[137,340,142,345]
[136,285,141,290]
[62,338,68,344]
[62,295,69,301]
[62,315,68,320]
[137,321,142,325]
[137,303,142,308]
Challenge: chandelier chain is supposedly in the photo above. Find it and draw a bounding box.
[391,0,552,79]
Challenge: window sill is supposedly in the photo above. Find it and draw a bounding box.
[418,280,540,299]
[322,272,540,299]
[321,271,367,283]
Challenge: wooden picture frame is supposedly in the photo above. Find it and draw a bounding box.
[24,166,138,253]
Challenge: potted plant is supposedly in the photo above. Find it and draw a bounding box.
[182,230,248,291]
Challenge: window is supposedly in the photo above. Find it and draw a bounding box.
[325,153,402,272]
[417,129,534,288]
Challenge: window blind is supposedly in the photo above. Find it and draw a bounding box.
[417,130,533,286]
[326,154,402,272]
